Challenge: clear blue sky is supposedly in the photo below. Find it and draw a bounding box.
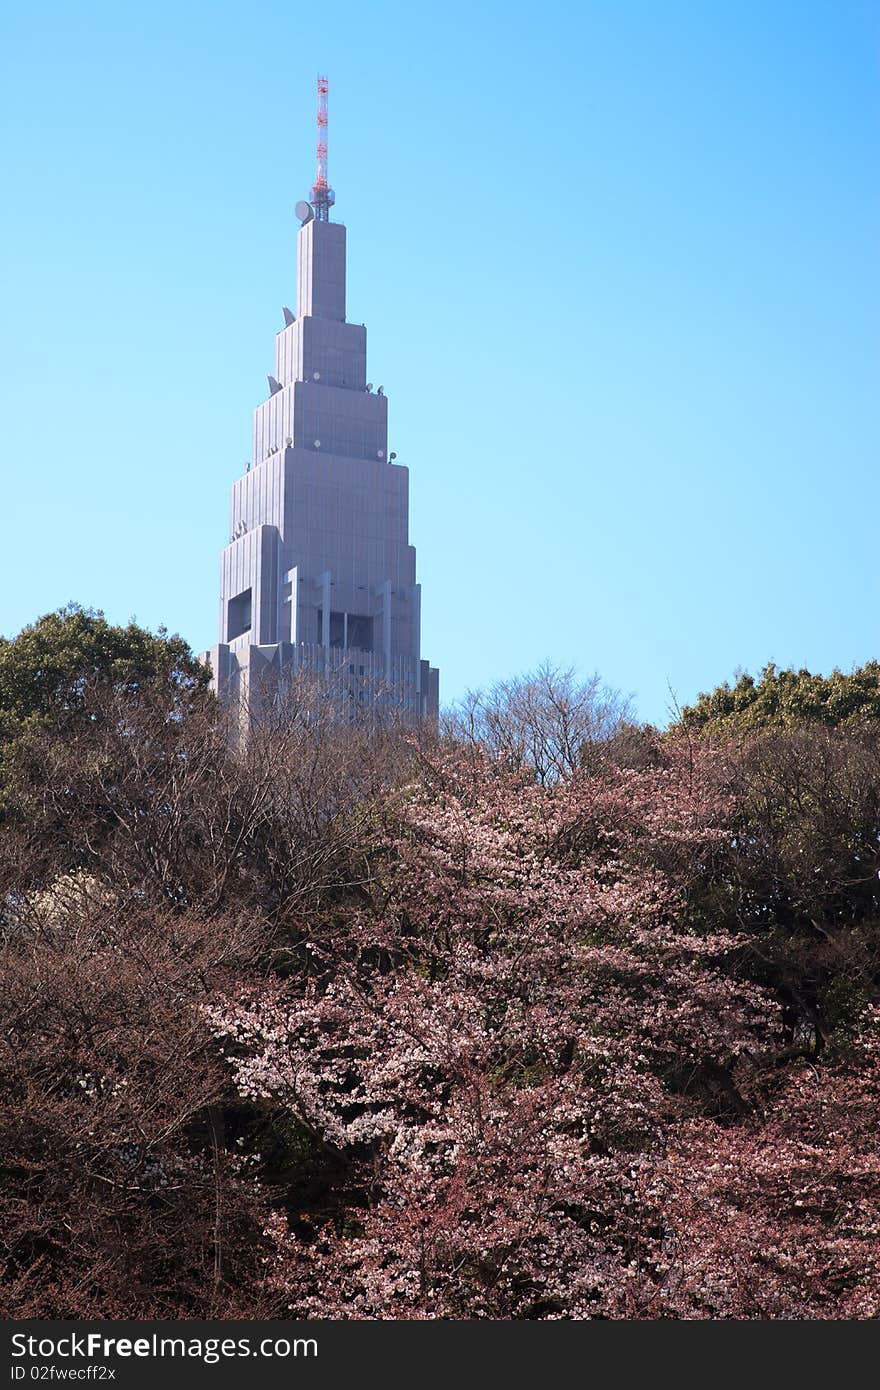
[2,0,877,723]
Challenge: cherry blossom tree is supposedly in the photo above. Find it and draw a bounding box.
[213,743,788,1317]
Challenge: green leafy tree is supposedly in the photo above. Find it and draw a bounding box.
[0,603,208,744]
[676,660,880,736]
[0,605,211,827]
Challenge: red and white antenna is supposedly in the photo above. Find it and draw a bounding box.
[310,75,335,220]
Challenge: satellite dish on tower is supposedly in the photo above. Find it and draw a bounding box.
[295,200,314,224]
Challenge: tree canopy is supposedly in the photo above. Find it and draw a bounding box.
[0,603,208,743]
[676,660,880,736]
[2,629,879,1318]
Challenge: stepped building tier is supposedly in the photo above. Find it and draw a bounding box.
[203,203,439,724]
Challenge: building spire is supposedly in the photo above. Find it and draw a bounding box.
[310,75,335,221]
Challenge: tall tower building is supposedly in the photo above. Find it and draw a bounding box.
[203,79,439,724]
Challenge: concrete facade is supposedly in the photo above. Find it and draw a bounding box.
[203,207,439,725]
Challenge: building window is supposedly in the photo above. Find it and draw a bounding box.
[316,609,374,652]
[347,614,373,652]
[227,588,252,641]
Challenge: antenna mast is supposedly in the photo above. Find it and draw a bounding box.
[310,75,335,220]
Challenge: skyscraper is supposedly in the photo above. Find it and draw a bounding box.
[203,80,438,725]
